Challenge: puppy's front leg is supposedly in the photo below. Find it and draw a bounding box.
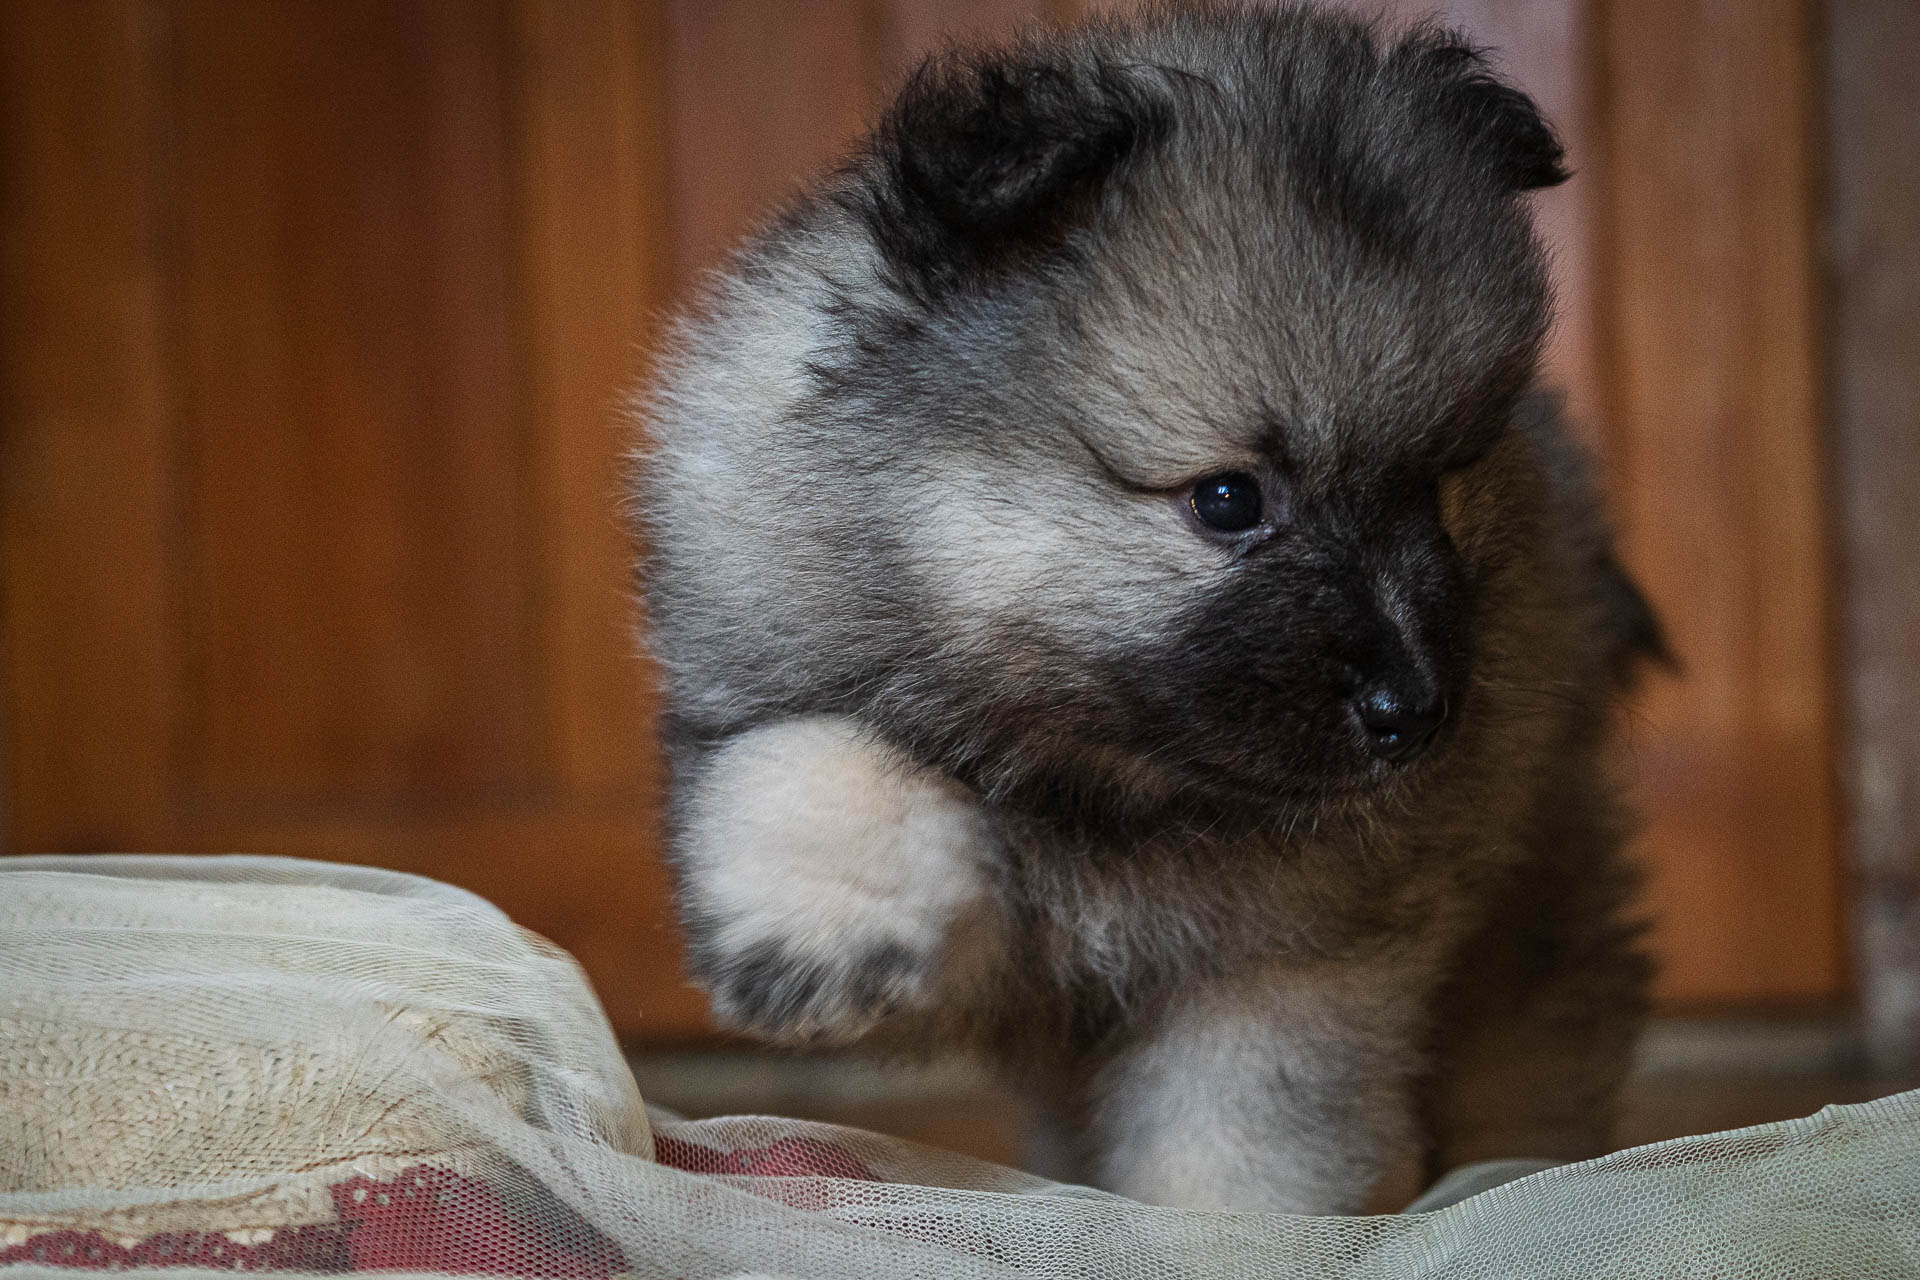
[1090,960,1434,1214]
[674,715,997,1044]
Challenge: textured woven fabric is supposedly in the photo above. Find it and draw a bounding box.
[2,854,1916,1279]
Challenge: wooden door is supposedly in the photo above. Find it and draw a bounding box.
[2,0,1843,1040]
[1,0,697,1035]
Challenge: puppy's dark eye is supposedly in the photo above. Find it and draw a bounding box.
[1189,472,1263,532]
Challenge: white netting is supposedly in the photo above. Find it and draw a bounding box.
[2,854,1915,1279]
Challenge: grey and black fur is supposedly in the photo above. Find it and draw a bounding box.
[632,2,1663,1213]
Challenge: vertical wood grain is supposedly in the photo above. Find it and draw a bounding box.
[1827,0,1920,1064]
[0,0,181,851]
[174,0,544,805]
[508,0,705,1034]
[511,0,671,800]
[1602,0,1840,1003]
[0,0,1851,1035]
[664,0,874,287]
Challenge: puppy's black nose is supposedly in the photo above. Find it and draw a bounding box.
[1353,686,1445,764]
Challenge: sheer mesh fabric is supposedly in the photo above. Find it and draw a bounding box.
[2,855,1914,1279]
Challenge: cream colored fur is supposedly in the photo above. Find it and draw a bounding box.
[678,717,998,1042]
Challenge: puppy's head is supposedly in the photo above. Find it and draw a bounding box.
[645,6,1614,832]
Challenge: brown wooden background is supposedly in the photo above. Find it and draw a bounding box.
[2,0,1849,1040]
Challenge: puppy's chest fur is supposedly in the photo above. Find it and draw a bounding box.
[945,781,1528,1044]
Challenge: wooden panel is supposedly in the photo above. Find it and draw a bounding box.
[1,0,1849,1041]
[1603,0,1839,1003]
[0,0,180,851]
[664,0,873,286]
[1827,0,1920,1065]
[175,0,543,805]
[0,0,709,1039]
[504,0,701,1036]
[511,0,671,799]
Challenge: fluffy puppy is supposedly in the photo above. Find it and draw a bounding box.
[632,2,1663,1213]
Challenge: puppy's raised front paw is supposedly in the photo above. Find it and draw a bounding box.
[677,715,996,1046]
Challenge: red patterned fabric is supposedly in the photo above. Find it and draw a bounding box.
[0,1140,885,1274]
[0,1166,628,1277]
[0,1226,348,1273]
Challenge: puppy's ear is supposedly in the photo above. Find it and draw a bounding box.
[863,48,1169,292]
[1397,33,1569,192]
